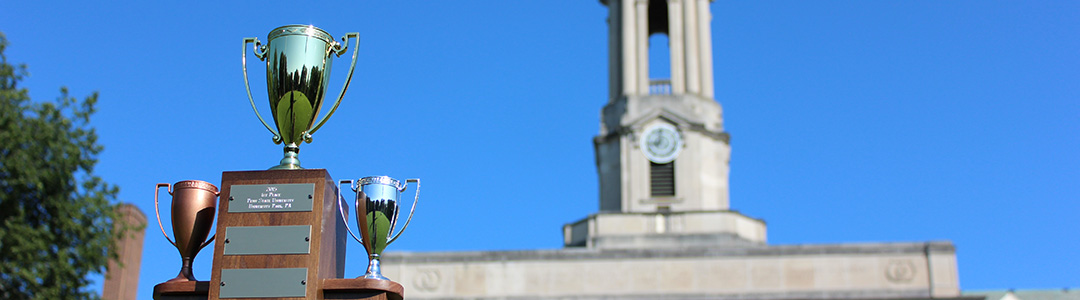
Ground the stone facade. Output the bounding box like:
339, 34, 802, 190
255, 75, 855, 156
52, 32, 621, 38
383, 242, 960, 299
595, 94, 731, 213
563, 210, 765, 249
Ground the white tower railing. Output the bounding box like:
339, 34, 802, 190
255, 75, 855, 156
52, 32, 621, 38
649, 79, 672, 95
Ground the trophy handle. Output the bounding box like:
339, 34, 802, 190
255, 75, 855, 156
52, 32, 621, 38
337, 180, 365, 246
154, 183, 177, 248
304, 32, 360, 141
242, 37, 282, 144
387, 178, 419, 245
197, 190, 220, 251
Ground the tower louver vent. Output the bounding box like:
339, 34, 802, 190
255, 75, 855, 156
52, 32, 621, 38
650, 161, 675, 196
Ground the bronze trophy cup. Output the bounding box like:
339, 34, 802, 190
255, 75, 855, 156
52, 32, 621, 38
242, 25, 360, 170
154, 180, 219, 282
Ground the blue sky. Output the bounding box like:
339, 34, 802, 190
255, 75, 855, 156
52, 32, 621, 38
1, 1, 1077, 299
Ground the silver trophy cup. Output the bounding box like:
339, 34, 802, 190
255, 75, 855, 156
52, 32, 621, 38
338, 176, 419, 280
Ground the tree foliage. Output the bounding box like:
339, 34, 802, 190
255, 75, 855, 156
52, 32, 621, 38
0, 32, 127, 299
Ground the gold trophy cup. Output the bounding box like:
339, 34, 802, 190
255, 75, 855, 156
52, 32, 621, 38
154, 180, 219, 282
243, 25, 359, 169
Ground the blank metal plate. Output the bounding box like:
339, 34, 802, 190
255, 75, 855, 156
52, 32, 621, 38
219, 268, 308, 298
223, 225, 311, 255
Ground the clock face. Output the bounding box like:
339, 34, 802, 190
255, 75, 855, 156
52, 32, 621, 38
641, 123, 682, 164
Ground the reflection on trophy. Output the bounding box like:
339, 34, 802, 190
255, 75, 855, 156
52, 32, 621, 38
154, 180, 219, 282
339, 176, 420, 280
243, 25, 360, 170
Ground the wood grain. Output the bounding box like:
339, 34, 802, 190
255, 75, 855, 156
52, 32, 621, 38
153, 281, 209, 300
321, 278, 403, 300
207, 169, 347, 300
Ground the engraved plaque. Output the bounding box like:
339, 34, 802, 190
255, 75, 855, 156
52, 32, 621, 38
223, 225, 311, 255
228, 183, 314, 213
219, 268, 308, 298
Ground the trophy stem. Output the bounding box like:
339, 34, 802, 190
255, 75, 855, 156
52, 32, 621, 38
271, 144, 303, 170
361, 253, 389, 280
167, 256, 197, 282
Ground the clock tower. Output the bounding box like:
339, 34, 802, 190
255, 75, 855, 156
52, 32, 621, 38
564, 0, 766, 249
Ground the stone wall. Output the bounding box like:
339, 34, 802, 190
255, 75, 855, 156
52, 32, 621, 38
381, 242, 959, 300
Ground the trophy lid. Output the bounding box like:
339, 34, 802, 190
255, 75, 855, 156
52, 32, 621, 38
267, 24, 335, 45
357, 176, 405, 191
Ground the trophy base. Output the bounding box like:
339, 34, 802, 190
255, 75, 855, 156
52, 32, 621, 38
153, 280, 210, 300
164, 276, 195, 283
269, 144, 303, 170
269, 163, 303, 170
152, 279, 404, 300
360, 274, 390, 281
322, 278, 404, 300
209, 169, 347, 299
165, 257, 198, 283
361, 255, 391, 281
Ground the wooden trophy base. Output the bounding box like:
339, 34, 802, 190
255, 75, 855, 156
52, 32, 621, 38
153, 279, 403, 300
153, 170, 406, 300
153, 281, 209, 300
322, 278, 404, 300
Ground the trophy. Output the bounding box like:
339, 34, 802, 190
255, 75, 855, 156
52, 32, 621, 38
338, 176, 420, 280
154, 180, 219, 282
243, 25, 360, 169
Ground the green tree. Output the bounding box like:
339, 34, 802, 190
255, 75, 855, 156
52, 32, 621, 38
0, 32, 128, 299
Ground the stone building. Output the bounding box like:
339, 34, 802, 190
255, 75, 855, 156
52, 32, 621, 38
380, 1, 966, 299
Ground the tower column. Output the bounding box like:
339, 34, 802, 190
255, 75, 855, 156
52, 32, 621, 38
608, 0, 622, 101
635, 0, 650, 93
683, 0, 700, 94
598, 0, 729, 213
697, 0, 714, 98
668, 0, 686, 94
621, 0, 638, 96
